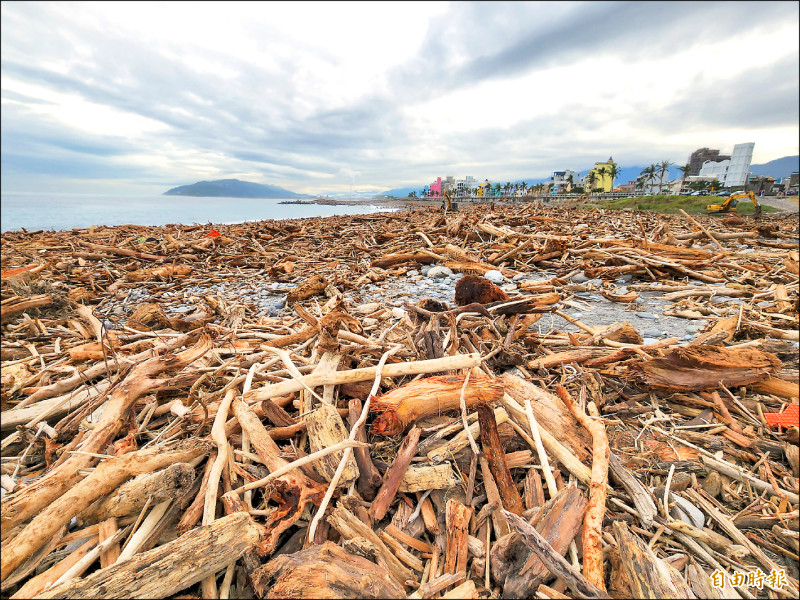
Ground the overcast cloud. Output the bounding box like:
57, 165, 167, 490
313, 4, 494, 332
1, 1, 798, 195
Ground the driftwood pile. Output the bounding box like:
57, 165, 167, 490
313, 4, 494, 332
1, 202, 798, 599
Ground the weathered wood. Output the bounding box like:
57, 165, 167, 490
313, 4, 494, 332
251, 541, 405, 598
36, 512, 261, 599
612, 520, 696, 599
85, 463, 195, 523
1, 440, 209, 582
503, 509, 611, 599
348, 397, 382, 500
305, 403, 359, 485
230, 397, 327, 555
477, 402, 524, 516
370, 373, 503, 435
398, 463, 459, 493
326, 503, 414, 586
1, 334, 212, 536
608, 452, 657, 528
245, 353, 482, 403
369, 426, 421, 521
491, 485, 588, 598
444, 498, 472, 576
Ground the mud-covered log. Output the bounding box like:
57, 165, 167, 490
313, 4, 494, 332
36, 511, 261, 599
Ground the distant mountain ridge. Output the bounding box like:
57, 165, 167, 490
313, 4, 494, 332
748, 155, 798, 180
164, 179, 311, 198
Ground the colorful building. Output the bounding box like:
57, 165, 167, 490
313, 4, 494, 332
427, 177, 442, 198
587, 157, 617, 192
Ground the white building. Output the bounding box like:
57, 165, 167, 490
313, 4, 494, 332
698, 142, 754, 187
551, 170, 577, 193
455, 176, 478, 195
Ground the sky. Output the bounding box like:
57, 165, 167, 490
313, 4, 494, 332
1, 1, 798, 196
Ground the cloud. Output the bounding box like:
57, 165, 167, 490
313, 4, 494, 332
1, 1, 797, 195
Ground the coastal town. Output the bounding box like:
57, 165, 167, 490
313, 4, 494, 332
405, 144, 799, 201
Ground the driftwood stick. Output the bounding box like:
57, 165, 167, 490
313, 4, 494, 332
244, 353, 481, 403
1, 439, 209, 582
178, 451, 216, 534
1, 334, 212, 535
608, 452, 657, 528
444, 498, 473, 576
477, 403, 525, 516
36, 512, 261, 599
368, 426, 421, 522
348, 398, 383, 500
556, 386, 609, 591
10, 536, 97, 599
503, 510, 611, 599
98, 518, 121, 569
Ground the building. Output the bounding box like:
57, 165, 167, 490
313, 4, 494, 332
455, 176, 478, 196
618, 181, 636, 194
550, 169, 577, 193
688, 148, 730, 176
587, 157, 617, 192
697, 142, 754, 187
443, 176, 456, 193
745, 175, 775, 195
427, 177, 442, 198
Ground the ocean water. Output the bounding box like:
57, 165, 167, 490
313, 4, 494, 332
0, 193, 396, 233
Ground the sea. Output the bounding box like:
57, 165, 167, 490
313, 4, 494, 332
0, 192, 397, 233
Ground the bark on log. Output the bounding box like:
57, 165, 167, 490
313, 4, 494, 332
629, 346, 781, 392
250, 541, 406, 598
477, 403, 524, 516
370, 374, 503, 436
1, 440, 209, 582
444, 498, 473, 576
36, 512, 261, 599
0, 295, 53, 322
368, 426, 421, 522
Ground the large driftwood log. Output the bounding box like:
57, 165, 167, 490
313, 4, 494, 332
499, 374, 590, 461
612, 520, 696, 599
1, 440, 209, 582
305, 403, 359, 486
36, 511, 261, 599
1, 334, 212, 536
491, 484, 588, 598
250, 541, 406, 598
370, 374, 503, 436
84, 463, 195, 524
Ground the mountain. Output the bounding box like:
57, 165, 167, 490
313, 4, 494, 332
748, 155, 798, 180
164, 179, 311, 198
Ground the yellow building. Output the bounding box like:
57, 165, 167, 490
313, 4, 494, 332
588, 157, 617, 192
477, 181, 492, 197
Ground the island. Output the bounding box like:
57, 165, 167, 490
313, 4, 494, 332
164, 179, 311, 199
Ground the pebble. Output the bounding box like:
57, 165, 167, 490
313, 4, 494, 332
484, 270, 504, 284
449, 272, 463, 280
572, 273, 589, 283
274, 297, 286, 309
428, 266, 453, 279
642, 327, 663, 338
421, 265, 432, 276
407, 270, 419, 277
391, 307, 406, 319
642, 337, 659, 345
685, 325, 703, 334
636, 312, 657, 319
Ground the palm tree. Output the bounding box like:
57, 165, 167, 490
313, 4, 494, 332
640, 165, 657, 194
657, 160, 673, 194
596, 167, 610, 192
520, 181, 528, 196
678, 163, 691, 193
586, 171, 597, 193
606, 164, 620, 190
493, 183, 501, 197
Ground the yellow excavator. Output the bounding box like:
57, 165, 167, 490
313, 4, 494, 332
441, 189, 457, 212
706, 190, 761, 216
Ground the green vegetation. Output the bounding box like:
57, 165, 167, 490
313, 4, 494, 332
595, 195, 776, 215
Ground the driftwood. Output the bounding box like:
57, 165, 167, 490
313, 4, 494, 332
250, 541, 406, 598
36, 512, 261, 599
2, 203, 798, 598
492, 485, 588, 598
370, 374, 503, 435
